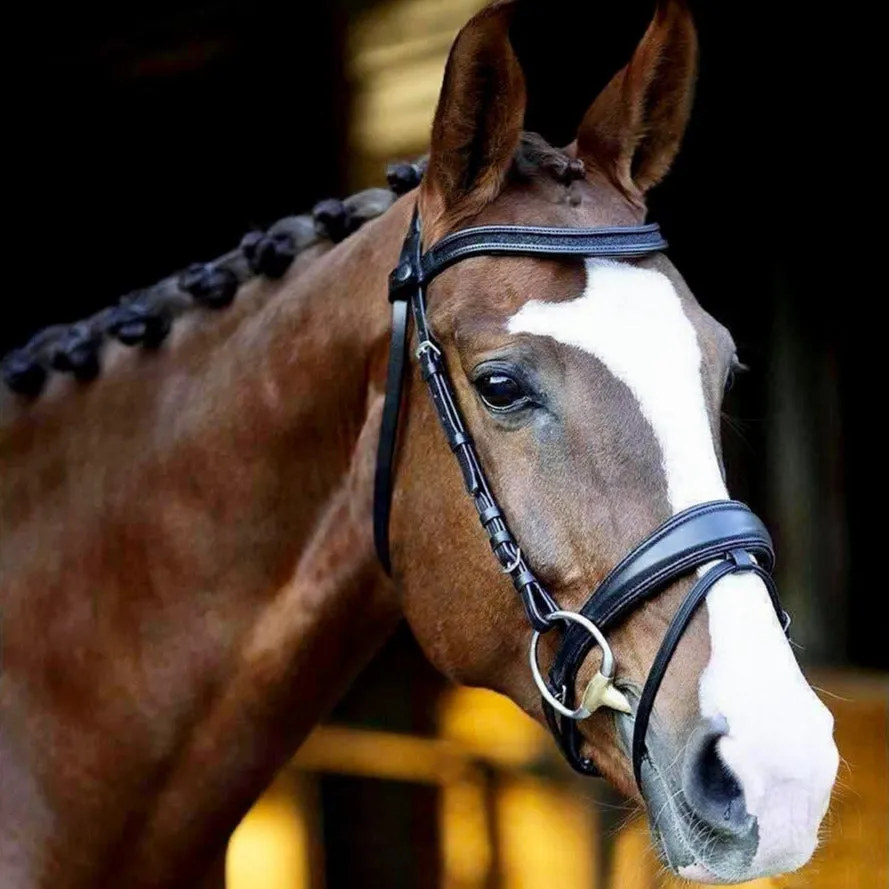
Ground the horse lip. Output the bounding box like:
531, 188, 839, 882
616, 713, 759, 882
641, 762, 758, 880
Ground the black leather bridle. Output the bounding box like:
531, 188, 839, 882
374, 207, 790, 788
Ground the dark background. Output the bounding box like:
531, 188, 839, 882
5, 2, 881, 663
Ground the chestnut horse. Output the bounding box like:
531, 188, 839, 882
1, 1, 838, 885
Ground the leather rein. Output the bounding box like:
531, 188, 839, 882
373, 207, 790, 788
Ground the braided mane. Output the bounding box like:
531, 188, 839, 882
0, 159, 427, 398
2, 135, 581, 398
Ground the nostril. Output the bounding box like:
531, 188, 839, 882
682, 717, 752, 837
698, 734, 742, 806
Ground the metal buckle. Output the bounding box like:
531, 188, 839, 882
415, 340, 441, 361
529, 610, 631, 720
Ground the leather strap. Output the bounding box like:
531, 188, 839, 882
409, 280, 559, 631
630, 553, 777, 787
372, 297, 409, 575
561, 502, 778, 671
421, 222, 667, 281
373, 211, 422, 574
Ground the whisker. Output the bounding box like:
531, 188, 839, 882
809, 683, 855, 703
721, 411, 754, 451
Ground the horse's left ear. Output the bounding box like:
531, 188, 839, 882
420, 0, 525, 232
576, 0, 697, 197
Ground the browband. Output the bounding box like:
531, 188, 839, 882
420, 222, 667, 281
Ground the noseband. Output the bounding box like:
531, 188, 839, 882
374, 207, 790, 788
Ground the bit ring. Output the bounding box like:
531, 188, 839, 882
529, 610, 616, 720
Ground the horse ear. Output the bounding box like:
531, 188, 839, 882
576, 0, 697, 197
421, 0, 525, 231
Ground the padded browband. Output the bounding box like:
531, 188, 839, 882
420, 222, 667, 281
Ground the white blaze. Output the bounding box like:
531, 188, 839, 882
508, 259, 838, 877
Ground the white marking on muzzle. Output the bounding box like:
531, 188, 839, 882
508, 259, 838, 878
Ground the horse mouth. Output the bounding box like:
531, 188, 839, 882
641, 764, 759, 883
616, 715, 760, 884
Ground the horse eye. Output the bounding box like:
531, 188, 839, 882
475, 372, 531, 412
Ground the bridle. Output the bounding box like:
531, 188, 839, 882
374, 206, 790, 788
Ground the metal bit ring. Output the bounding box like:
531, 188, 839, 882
529, 610, 616, 720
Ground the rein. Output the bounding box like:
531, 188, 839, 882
373, 207, 790, 787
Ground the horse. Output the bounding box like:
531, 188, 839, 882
0, 1, 839, 885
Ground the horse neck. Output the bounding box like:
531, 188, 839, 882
0, 197, 414, 888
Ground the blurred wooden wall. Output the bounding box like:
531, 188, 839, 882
227, 670, 888, 889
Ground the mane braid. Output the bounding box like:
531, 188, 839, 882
513, 132, 586, 184
0, 158, 426, 398
2, 136, 577, 399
